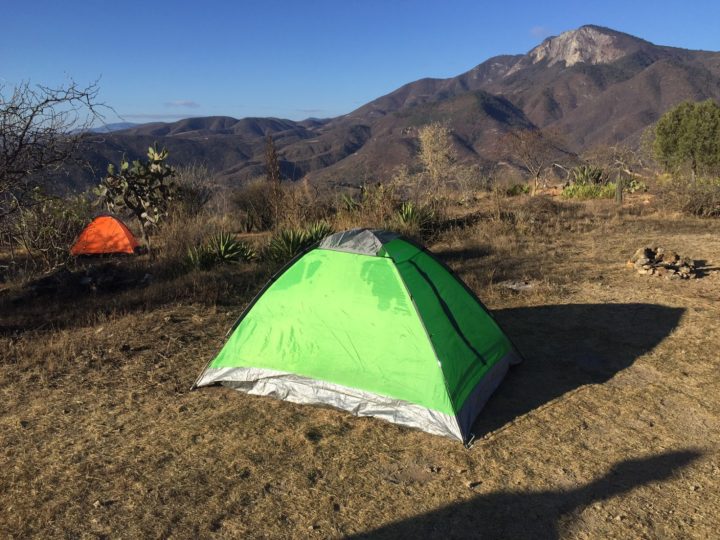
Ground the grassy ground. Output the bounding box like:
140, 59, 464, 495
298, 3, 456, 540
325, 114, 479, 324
1, 195, 719, 538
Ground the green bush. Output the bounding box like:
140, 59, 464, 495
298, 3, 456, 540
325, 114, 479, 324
562, 182, 617, 199
187, 231, 256, 270
505, 183, 531, 196
626, 179, 648, 193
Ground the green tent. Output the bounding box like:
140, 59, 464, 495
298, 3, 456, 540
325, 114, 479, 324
193, 229, 521, 443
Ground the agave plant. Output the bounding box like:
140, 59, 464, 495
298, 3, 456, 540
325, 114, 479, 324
187, 231, 256, 270
266, 221, 334, 263
571, 165, 606, 185
266, 229, 310, 263
396, 201, 435, 229
304, 221, 334, 244
186, 245, 216, 270
207, 231, 256, 263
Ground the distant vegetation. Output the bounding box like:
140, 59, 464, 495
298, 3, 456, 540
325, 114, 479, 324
1, 73, 720, 283
653, 99, 720, 180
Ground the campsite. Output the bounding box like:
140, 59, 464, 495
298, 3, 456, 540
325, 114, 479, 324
3, 4, 720, 539
2, 191, 719, 538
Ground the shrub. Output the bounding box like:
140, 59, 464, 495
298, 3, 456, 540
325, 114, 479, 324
454, 164, 492, 198
11, 191, 93, 274
233, 179, 276, 232
335, 183, 399, 230
562, 182, 617, 199
186, 231, 256, 271
661, 178, 720, 217
418, 122, 456, 185
153, 213, 217, 277
173, 164, 214, 218
505, 183, 531, 196
626, 179, 648, 193
278, 179, 332, 230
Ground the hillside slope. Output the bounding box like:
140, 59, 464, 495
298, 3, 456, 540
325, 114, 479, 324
74, 25, 720, 190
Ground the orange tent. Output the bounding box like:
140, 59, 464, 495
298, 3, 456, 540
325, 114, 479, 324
70, 216, 140, 256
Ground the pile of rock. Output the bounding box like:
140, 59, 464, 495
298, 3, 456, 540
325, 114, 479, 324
627, 247, 696, 280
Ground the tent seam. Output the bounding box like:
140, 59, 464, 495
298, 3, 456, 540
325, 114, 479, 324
387, 253, 463, 440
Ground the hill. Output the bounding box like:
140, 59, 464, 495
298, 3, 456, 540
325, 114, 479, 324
75, 25, 720, 190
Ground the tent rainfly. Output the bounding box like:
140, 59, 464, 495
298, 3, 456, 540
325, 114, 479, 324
70, 216, 140, 256
193, 229, 521, 443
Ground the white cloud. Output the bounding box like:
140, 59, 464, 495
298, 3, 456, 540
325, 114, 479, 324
122, 113, 199, 120
164, 99, 201, 108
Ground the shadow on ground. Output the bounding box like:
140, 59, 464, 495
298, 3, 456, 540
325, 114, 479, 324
435, 245, 493, 264
351, 450, 700, 539
693, 260, 720, 278
473, 303, 685, 436
0, 262, 268, 335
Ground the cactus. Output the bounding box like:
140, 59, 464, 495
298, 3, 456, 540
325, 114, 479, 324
94, 144, 176, 251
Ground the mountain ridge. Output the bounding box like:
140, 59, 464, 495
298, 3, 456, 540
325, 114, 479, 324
75, 25, 720, 190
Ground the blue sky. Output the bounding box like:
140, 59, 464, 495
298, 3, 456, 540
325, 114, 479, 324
2, 1, 719, 124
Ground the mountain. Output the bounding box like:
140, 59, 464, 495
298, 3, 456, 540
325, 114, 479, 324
75, 25, 720, 190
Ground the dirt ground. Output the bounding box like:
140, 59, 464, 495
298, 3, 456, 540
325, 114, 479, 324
1, 198, 719, 539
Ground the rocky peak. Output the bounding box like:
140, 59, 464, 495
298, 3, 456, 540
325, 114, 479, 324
529, 25, 640, 67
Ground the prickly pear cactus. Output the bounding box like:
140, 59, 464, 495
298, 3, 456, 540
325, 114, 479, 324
94, 144, 176, 248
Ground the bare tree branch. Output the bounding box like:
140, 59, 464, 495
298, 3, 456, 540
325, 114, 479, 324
0, 79, 107, 223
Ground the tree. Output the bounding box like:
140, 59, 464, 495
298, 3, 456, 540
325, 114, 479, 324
95, 145, 176, 249
653, 99, 720, 180
503, 128, 568, 195
583, 143, 645, 181
0, 79, 103, 222
264, 135, 283, 228
418, 122, 457, 184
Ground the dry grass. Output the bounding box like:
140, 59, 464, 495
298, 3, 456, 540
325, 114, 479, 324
1, 194, 720, 538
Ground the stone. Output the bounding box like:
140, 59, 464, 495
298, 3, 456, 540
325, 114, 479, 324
630, 248, 653, 263
628, 246, 697, 283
